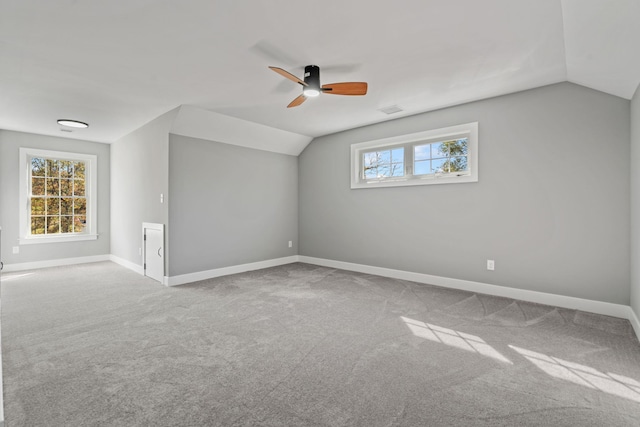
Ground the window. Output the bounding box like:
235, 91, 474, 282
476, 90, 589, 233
19, 148, 97, 244
351, 122, 478, 189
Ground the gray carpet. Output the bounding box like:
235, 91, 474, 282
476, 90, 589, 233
2, 261, 640, 426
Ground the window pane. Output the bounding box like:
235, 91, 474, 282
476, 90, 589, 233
60, 216, 73, 233
380, 148, 404, 177
32, 178, 45, 196
31, 198, 45, 215
46, 198, 60, 215
414, 160, 431, 175
363, 152, 377, 167
433, 142, 447, 157
31, 217, 45, 235
391, 148, 404, 162
450, 156, 468, 172
364, 167, 378, 179
377, 164, 390, 177
74, 216, 86, 233
378, 150, 391, 163
74, 198, 86, 216
74, 179, 85, 196
74, 162, 85, 180
47, 216, 60, 234
46, 159, 59, 177
61, 198, 73, 215
46, 178, 59, 196
432, 158, 447, 173
31, 158, 45, 177
374, 162, 404, 178
456, 138, 468, 156
414, 144, 431, 161
60, 160, 73, 178
60, 179, 73, 196
438, 139, 468, 158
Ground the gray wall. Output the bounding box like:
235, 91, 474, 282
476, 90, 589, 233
168, 134, 298, 276
299, 82, 630, 305
110, 110, 176, 268
0, 130, 110, 264
631, 83, 640, 317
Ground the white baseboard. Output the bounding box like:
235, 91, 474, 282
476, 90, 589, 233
109, 254, 144, 275
166, 256, 299, 287
1, 254, 110, 272
4, 252, 638, 341
298, 256, 633, 321
628, 306, 640, 342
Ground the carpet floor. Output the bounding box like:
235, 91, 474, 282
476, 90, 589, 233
2, 261, 640, 426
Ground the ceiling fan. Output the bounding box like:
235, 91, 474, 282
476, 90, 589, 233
269, 65, 368, 108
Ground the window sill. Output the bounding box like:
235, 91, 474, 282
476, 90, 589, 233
352, 174, 477, 189
19, 234, 98, 245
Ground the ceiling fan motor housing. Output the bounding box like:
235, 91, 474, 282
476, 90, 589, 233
304, 65, 320, 90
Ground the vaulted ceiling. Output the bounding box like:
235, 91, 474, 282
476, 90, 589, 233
1, 0, 639, 144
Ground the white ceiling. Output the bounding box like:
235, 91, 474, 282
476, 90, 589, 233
1, 0, 639, 145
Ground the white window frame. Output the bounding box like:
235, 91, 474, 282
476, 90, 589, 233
351, 122, 478, 189
19, 148, 98, 245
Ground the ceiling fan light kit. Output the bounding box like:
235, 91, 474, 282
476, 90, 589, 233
303, 88, 320, 97
269, 64, 367, 108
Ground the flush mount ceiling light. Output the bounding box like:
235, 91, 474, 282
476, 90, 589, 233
57, 119, 89, 128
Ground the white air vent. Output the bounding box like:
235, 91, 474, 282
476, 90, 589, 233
379, 105, 403, 115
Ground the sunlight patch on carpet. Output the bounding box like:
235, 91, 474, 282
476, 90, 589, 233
401, 316, 512, 364
509, 345, 640, 403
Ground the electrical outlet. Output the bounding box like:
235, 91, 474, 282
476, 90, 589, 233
160, 193, 164, 204
12, 246, 19, 254
487, 260, 495, 271
139, 247, 142, 256
288, 241, 293, 248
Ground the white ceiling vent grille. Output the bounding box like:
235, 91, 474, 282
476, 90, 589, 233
379, 105, 404, 115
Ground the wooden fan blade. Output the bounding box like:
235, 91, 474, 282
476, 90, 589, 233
321, 82, 368, 95
269, 66, 308, 86
287, 94, 306, 108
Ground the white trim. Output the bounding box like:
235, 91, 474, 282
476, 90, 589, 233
0, 274, 4, 427
142, 222, 164, 231
1, 254, 110, 272
628, 306, 640, 342
109, 254, 144, 275
19, 234, 98, 245
298, 256, 632, 320
3, 252, 638, 342
166, 256, 299, 287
